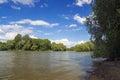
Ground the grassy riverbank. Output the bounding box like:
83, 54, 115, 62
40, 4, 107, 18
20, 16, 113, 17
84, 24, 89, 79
89, 61, 120, 80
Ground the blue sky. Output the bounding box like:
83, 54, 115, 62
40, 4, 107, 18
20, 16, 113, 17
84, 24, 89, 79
0, 0, 92, 47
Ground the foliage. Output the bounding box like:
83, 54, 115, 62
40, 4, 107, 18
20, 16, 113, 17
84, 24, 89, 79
0, 34, 66, 51
73, 41, 94, 52
0, 34, 94, 52
51, 42, 66, 51
0, 42, 7, 50
86, 0, 120, 59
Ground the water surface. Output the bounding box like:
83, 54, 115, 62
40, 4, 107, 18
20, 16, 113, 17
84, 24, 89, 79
0, 51, 93, 80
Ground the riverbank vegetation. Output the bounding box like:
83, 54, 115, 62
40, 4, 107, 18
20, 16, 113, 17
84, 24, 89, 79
0, 34, 93, 52
0, 34, 66, 51
86, 0, 120, 80
70, 41, 93, 52
86, 0, 120, 60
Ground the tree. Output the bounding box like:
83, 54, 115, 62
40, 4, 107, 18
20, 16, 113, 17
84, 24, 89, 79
0, 42, 7, 50
31, 44, 38, 51
14, 34, 22, 42
0, 34, 68, 51
6, 40, 15, 50
30, 39, 39, 50
86, 0, 120, 59
22, 40, 32, 50
23, 34, 30, 42
40, 39, 51, 51
14, 34, 22, 50
51, 42, 66, 51
73, 41, 93, 52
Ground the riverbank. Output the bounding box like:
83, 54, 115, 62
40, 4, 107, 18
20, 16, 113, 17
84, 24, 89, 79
89, 60, 120, 80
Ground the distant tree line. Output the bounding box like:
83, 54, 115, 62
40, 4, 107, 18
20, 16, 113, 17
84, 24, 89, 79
69, 41, 94, 52
0, 34, 94, 52
0, 34, 66, 51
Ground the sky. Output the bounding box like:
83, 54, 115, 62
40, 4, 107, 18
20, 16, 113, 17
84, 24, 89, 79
0, 0, 92, 47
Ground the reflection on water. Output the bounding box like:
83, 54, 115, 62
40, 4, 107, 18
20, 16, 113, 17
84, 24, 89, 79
0, 51, 93, 80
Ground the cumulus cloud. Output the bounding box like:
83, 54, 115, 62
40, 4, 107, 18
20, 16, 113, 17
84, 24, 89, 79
0, 29, 3, 33
51, 38, 85, 48
75, 0, 92, 7
0, 0, 40, 7
10, 19, 59, 28
0, 24, 33, 41
0, 24, 32, 33
74, 14, 86, 24
5, 32, 18, 40
0, 0, 7, 4
30, 35, 38, 39
11, 5, 21, 10
11, 0, 38, 6
69, 24, 77, 28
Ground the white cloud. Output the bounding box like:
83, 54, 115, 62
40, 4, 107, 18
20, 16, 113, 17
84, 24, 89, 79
74, 14, 86, 24
1, 16, 7, 19
44, 33, 53, 35
77, 40, 86, 44
11, 5, 21, 10
0, 0, 40, 7
57, 30, 62, 33
72, 28, 82, 31
10, 19, 59, 28
0, 0, 7, 4
11, 0, 37, 6
30, 35, 38, 39
51, 38, 86, 48
75, 0, 92, 7
5, 32, 18, 40
0, 32, 18, 41
69, 24, 77, 28
0, 24, 32, 33
0, 29, 3, 33
62, 15, 70, 20
57, 27, 82, 33
0, 24, 33, 41
87, 12, 95, 18
40, 3, 48, 8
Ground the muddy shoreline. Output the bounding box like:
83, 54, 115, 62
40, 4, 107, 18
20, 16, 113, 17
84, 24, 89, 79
89, 60, 120, 80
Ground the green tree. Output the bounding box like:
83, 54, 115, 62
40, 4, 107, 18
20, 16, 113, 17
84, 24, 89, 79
22, 40, 32, 50
86, 0, 120, 59
0, 42, 7, 50
51, 42, 66, 51
6, 40, 15, 50
0, 34, 68, 51
14, 34, 22, 50
31, 39, 39, 50
14, 34, 22, 42
73, 41, 94, 52
31, 44, 38, 51
23, 34, 30, 42
22, 35, 32, 50
40, 39, 51, 51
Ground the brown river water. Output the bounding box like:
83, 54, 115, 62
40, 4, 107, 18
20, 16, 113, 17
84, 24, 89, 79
0, 51, 94, 80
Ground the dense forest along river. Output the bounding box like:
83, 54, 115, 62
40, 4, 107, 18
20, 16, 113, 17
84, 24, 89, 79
0, 51, 93, 80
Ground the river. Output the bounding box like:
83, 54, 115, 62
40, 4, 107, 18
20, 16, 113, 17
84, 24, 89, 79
0, 51, 93, 80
